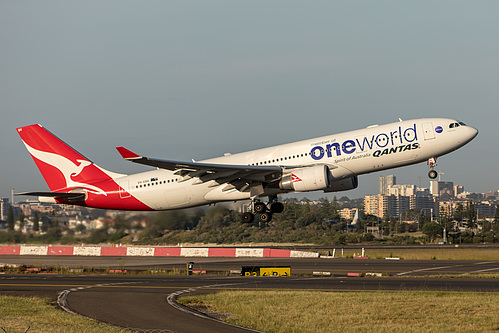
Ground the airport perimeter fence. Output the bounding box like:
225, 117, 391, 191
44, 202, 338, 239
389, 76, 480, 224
0, 318, 175, 333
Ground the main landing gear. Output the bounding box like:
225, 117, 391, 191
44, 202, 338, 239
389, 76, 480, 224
428, 157, 438, 179
241, 196, 284, 224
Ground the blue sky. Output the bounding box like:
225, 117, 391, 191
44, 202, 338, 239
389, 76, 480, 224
1, 1, 497, 201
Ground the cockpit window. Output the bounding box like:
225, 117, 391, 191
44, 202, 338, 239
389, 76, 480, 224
449, 122, 465, 129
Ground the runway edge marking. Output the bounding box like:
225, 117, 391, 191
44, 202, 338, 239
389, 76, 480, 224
396, 264, 465, 276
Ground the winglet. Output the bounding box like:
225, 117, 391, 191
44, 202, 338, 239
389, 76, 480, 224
116, 147, 142, 160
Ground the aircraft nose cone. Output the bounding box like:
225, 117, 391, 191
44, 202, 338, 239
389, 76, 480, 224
460, 125, 478, 145
468, 126, 479, 140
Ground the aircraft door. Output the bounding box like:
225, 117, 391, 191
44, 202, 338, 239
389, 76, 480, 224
422, 122, 436, 140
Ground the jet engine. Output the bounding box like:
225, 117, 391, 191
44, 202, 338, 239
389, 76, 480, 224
279, 165, 331, 192
279, 165, 358, 193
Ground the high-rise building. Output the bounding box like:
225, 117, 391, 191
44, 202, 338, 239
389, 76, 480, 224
410, 195, 438, 217
0, 198, 9, 221
438, 181, 454, 197
454, 185, 464, 197
430, 181, 439, 196
365, 193, 437, 219
379, 175, 396, 195
388, 184, 416, 196
364, 194, 408, 218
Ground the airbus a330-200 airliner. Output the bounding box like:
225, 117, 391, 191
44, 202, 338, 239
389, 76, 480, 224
16, 118, 477, 223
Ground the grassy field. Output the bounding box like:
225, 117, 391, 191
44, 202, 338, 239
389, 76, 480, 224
327, 247, 499, 260
0, 295, 125, 332
180, 290, 499, 333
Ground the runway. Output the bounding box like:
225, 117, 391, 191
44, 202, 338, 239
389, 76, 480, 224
1, 255, 499, 276
0, 256, 497, 332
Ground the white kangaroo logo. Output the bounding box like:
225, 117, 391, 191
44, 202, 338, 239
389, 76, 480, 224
23, 143, 108, 196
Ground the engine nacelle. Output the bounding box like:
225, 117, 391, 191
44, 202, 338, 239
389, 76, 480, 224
324, 175, 358, 192
279, 165, 331, 192
279, 165, 358, 193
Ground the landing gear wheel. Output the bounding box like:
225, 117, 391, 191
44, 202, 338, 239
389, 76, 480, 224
270, 202, 284, 214
428, 170, 438, 179
259, 212, 272, 223
241, 212, 255, 223
254, 202, 267, 214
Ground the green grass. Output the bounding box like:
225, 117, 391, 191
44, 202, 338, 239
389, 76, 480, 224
0, 295, 125, 332
332, 247, 499, 260
422, 273, 499, 278
179, 290, 499, 333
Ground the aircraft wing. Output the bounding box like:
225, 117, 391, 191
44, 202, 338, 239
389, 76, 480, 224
116, 147, 285, 192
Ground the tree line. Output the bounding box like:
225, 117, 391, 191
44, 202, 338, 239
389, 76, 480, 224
2, 199, 498, 245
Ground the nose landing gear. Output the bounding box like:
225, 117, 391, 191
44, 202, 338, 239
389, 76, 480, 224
428, 157, 438, 179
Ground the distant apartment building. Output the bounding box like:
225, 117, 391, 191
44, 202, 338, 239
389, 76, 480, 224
364, 194, 384, 218
485, 190, 499, 199
476, 202, 497, 217
410, 195, 438, 216
387, 184, 415, 196
429, 181, 465, 198
387, 184, 430, 197
438, 181, 454, 197
439, 200, 497, 219
430, 181, 439, 196
0, 198, 9, 221
369, 175, 438, 218
453, 185, 464, 197
364, 194, 405, 218
339, 208, 357, 221
439, 201, 459, 217
365, 194, 437, 218
379, 175, 396, 195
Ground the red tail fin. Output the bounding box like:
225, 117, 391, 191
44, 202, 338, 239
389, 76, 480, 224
17, 124, 123, 193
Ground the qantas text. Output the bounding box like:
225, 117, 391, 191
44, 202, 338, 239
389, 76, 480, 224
310, 124, 419, 160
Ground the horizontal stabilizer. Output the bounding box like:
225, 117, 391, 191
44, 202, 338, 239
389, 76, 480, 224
16, 191, 86, 200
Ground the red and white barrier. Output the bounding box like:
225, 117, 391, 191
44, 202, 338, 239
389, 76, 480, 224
48, 246, 74, 256
0, 245, 319, 258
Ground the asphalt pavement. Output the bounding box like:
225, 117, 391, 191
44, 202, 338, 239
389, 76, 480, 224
0, 256, 498, 332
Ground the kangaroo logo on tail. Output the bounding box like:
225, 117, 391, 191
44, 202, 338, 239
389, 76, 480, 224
17, 125, 124, 196
21, 141, 107, 196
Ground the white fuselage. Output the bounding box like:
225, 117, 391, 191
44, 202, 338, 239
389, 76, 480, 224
116, 118, 477, 210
